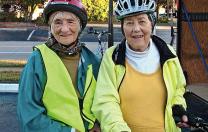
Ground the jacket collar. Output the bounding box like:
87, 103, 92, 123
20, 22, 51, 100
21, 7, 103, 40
112, 35, 176, 66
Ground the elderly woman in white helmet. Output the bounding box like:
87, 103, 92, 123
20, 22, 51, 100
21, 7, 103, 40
92, 0, 189, 131
17, 0, 101, 132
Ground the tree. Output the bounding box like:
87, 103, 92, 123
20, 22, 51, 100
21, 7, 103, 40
0, 0, 45, 21
0, 0, 19, 21
20, 0, 45, 21
156, 0, 167, 18
0, 0, 16, 11
0, 0, 15, 5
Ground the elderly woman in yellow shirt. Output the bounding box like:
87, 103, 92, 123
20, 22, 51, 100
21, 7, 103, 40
92, 0, 189, 131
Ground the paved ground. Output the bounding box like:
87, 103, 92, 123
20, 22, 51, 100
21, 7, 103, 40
0, 93, 19, 132
187, 84, 208, 101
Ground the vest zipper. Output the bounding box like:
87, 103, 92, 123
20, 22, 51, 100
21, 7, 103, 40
81, 76, 94, 123
118, 68, 126, 92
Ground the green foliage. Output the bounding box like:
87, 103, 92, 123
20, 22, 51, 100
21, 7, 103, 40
0, 0, 44, 21
0, 71, 20, 82
0, 0, 16, 5
33, 16, 46, 26
158, 16, 169, 23
0, 0, 113, 23
20, 0, 45, 21
83, 0, 109, 22
0, 12, 19, 22
0, 60, 24, 82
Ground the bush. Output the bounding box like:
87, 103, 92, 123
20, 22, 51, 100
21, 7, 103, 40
0, 12, 26, 22
83, 0, 109, 23
33, 16, 46, 26
0, 71, 20, 83
157, 17, 169, 23
0, 12, 17, 22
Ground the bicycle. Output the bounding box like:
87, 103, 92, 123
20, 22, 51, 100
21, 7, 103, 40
174, 103, 208, 132
175, 115, 208, 132
87, 27, 110, 58
189, 116, 208, 132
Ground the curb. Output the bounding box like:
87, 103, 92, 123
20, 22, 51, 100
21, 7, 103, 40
0, 28, 28, 31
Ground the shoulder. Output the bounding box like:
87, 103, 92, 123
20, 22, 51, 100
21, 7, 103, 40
20, 47, 46, 88
27, 49, 43, 64
82, 46, 101, 64
105, 45, 117, 56
24, 48, 45, 74
103, 45, 118, 59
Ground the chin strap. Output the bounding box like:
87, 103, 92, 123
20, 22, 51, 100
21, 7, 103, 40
45, 36, 85, 56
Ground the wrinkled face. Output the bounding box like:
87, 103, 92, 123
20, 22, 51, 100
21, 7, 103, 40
49, 11, 81, 46
123, 13, 152, 52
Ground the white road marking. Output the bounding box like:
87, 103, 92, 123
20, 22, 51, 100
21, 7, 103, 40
0, 46, 32, 47
0, 83, 18, 93
0, 28, 27, 31
27, 30, 36, 40
0, 52, 31, 54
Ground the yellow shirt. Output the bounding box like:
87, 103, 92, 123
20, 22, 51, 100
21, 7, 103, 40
119, 61, 167, 132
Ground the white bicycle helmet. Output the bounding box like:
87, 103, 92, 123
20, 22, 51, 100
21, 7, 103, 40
114, 0, 156, 20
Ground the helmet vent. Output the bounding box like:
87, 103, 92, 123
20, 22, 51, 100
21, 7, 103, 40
146, 0, 150, 5
150, 3, 154, 9
138, 0, 142, 6
115, 11, 119, 16
117, 3, 122, 11
130, 0, 135, 7
124, 2, 128, 9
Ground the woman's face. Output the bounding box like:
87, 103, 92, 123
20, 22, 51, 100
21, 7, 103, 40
49, 11, 81, 46
123, 13, 152, 52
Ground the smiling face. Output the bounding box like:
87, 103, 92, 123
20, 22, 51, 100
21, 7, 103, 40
49, 11, 81, 46
123, 13, 152, 52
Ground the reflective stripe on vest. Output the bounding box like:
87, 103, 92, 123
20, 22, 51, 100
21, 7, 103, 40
36, 44, 85, 132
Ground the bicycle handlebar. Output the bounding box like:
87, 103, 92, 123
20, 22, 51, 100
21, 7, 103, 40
87, 27, 110, 57
188, 116, 208, 131
87, 27, 110, 40
174, 114, 208, 131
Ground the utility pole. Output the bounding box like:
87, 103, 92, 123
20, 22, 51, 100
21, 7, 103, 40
167, 0, 170, 19
170, 0, 175, 26
170, 0, 175, 46
108, 0, 114, 48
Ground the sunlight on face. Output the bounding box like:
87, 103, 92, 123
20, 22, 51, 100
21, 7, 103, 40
49, 11, 81, 46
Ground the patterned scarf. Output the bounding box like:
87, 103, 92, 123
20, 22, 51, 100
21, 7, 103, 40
45, 36, 85, 57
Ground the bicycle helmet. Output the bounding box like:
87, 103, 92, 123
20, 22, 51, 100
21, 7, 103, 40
114, 0, 156, 20
43, 0, 87, 30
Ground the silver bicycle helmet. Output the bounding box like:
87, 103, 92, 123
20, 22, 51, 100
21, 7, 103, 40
114, 0, 156, 20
